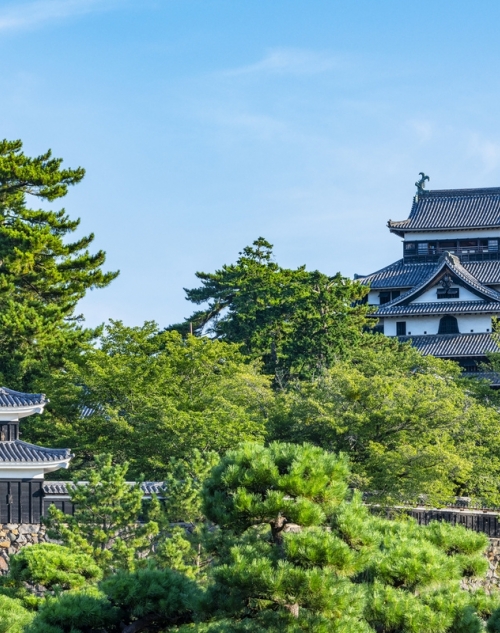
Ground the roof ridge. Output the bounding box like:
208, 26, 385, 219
425, 187, 500, 196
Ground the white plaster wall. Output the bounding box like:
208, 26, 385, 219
412, 285, 480, 303
383, 314, 493, 337
403, 229, 500, 241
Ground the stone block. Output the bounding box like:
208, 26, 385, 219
0, 541, 10, 548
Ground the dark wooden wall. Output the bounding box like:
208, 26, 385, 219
408, 509, 500, 537
0, 481, 43, 524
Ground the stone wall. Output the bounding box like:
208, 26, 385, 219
0, 523, 48, 573
0, 523, 498, 591
458, 538, 500, 593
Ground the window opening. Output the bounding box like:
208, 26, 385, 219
438, 315, 459, 334
396, 321, 407, 336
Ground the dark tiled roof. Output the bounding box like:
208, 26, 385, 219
0, 441, 71, 463
357, 260, 436, 289
43, 481, 165, 495
468, 372, 500, 386
399, 332, 500, 357
0, 388, 46, 408
462, 260, 500, 285
388, 188, 500, 233
359, 258, 500, 291
374, 301, 500, 317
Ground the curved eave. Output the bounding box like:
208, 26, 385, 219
0, 404, 46, 422
0, 458, 72, 470
370, 303, 500, 318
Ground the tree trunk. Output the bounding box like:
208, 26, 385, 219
270, 514, 287, 545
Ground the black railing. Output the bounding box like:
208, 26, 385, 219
404, 249, 500, 264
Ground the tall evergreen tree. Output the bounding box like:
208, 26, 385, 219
0, 139, 117, 387
171, 238, 370, 383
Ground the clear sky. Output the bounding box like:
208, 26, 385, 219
2, 0, 500, 328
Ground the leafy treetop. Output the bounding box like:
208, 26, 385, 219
0, 139, 118, 388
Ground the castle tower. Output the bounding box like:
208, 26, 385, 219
357, 181, 500, 377
0, 388, 71, 523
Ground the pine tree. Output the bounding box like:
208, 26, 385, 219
199, 442, 499, 632
0, 139, 118, 388
43, 454, 158, 574
171, 237, 370, 383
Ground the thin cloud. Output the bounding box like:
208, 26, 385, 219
408, 119, 433, 144
222, 48, 345, 77
0, 0, 123, 33
468, 134, 500, 173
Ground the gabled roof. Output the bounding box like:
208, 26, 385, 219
356, 260, 435, 289
373, 301, 500, 317
0, 441, 71, 463
0, 388, 46, 408
358, 258, 500, 290
373, 253, 500, 312
399, 332, 500, 358
388, 187, 500, 236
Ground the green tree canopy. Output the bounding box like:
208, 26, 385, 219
198, 442, 498, 632
171, 237, 370, 382
8, 543, 102, 592
44, 454, 158, 574
25, 569, 200, 633
0, 139, 117, 388
31, 321, 270, 477
269, 338, 500, 506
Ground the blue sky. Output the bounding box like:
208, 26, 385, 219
2, 0, 500, 327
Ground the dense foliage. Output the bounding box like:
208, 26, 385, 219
171, 237, 370, 382
197, 442, 496, 632
4, 443, 500, 632
43, 455, 159, 573
28, 321, 270, 476
4, 141, 500, 631
271, 337, 500, 505
0, 139, 117, 388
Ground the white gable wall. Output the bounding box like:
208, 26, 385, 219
412, 284, 481, 303
383, 313, 494, 337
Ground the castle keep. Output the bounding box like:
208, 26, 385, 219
358, 177, 500, 375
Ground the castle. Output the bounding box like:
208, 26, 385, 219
357, 176, 500, 377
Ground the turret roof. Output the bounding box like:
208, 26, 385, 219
388, 187, 500, 235
357, 259, 500, 290
0, 440, 71, 463
0, 388, 47, 408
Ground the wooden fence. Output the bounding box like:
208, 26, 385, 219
376, 507, 500, 538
